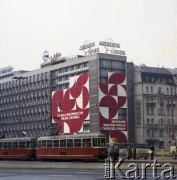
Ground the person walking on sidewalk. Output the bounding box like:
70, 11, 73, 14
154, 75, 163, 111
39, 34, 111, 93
149, 145, 155, 160
108, 144, 114, 160
114, 144, 119, 160
127, 145, 132, 159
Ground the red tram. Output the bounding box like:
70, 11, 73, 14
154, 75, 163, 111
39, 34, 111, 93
36, 133, 108, 161
0, 137, 37, 160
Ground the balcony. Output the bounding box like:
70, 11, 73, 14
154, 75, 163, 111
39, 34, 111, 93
166, 104, 176, 108
158, 92, 164, 96
146, 102, 156, 107
145, 124, 166, 129
165, 125, 177, 130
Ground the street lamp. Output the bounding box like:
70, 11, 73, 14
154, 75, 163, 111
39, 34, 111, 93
12, 76, 27, 136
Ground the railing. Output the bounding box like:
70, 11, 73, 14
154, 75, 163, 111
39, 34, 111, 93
146, 102, 156, 107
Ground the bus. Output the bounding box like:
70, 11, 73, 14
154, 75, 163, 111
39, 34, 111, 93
0, 137, 37, 160
36, 133, 108, 161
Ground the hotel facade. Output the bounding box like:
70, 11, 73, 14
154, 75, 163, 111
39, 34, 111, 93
0, 51, 133, 143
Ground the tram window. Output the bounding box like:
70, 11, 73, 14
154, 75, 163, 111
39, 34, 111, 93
93, 138, 98, 147
100, 138, 106, 147
74, 139, 81, 147
67, 139, 73, 147
47, 140, 53, 147
37, 141, 42, 148
60, 140, 66, 147
53, 140, 59, 147
42, 140, 46, 148
19, 142, 26, 149
13, 142, 18, 148
83, 139, 91, 147
97, 139, 101, 147
27, 141, 31, 148
4, 142, 8, 149
0, 142, 3, 148
32, 141, 37, 148
8, 142, 12, 148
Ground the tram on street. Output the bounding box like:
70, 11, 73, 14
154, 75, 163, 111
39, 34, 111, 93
0, 137, 37, 160
36, 133, 108, 161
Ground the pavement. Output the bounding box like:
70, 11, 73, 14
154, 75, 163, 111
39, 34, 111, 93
0, 157, 177, 170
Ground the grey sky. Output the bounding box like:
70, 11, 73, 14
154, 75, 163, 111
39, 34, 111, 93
0, 0, 177, 71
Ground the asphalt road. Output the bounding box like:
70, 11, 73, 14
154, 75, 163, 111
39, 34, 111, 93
0, 168, 175, 180
0, 157, 177, 180
0, 169, 104, 180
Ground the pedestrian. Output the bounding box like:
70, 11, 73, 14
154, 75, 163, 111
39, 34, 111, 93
108, 144, 114, 159
149, 145, 154, 160
127, 145, 132, 159
114, 144, 119, 160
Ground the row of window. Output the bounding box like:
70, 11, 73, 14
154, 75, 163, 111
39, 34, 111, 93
0, 87, 50, 99
146, 129, 174, 137
146, 98, 174, 104
0, 121, 50, 132
0, 73, 49, 90
0, 109, 50, 118
50, 63, 88, 78
145, 86, 176, 95
37, 138, 106, 148
146, 108, 174, 116
146, 118, 174, 126
0, 115, 49, 125
0, 141, 36, 149
100, 59, 125, 69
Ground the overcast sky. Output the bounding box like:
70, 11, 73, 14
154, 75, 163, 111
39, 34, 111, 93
0, 0, 177, 71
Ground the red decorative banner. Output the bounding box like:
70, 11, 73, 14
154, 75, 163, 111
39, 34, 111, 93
52, 73, 90, 134
99, 72, 127, 142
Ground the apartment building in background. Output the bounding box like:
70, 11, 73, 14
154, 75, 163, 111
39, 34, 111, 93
134, 65, 177, 149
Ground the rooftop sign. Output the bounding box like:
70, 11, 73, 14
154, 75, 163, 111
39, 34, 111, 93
79, 38, 126, 56
42, 50, 62, 63
79, 40, 99, 55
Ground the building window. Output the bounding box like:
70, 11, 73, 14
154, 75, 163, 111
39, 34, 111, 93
161, 119, 163, 125
167, 108, 170, 116
146, 108, 149, 115
166, 88, 169, 95
159, 130, 163, 137
152, 130, 154, 137
171, 88, 173, 95
112, 61, 124, 69
171, 109, 174, 116
158, 87, 162, 94
147, 118, 149, 125
146, 86, 149, 93
100, 69, 111, 77
151, 118, 154, 125
172, 119, 174, 125
150, 87, 153, 93
100, 59, 111, 68
147, 130, 150, 137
